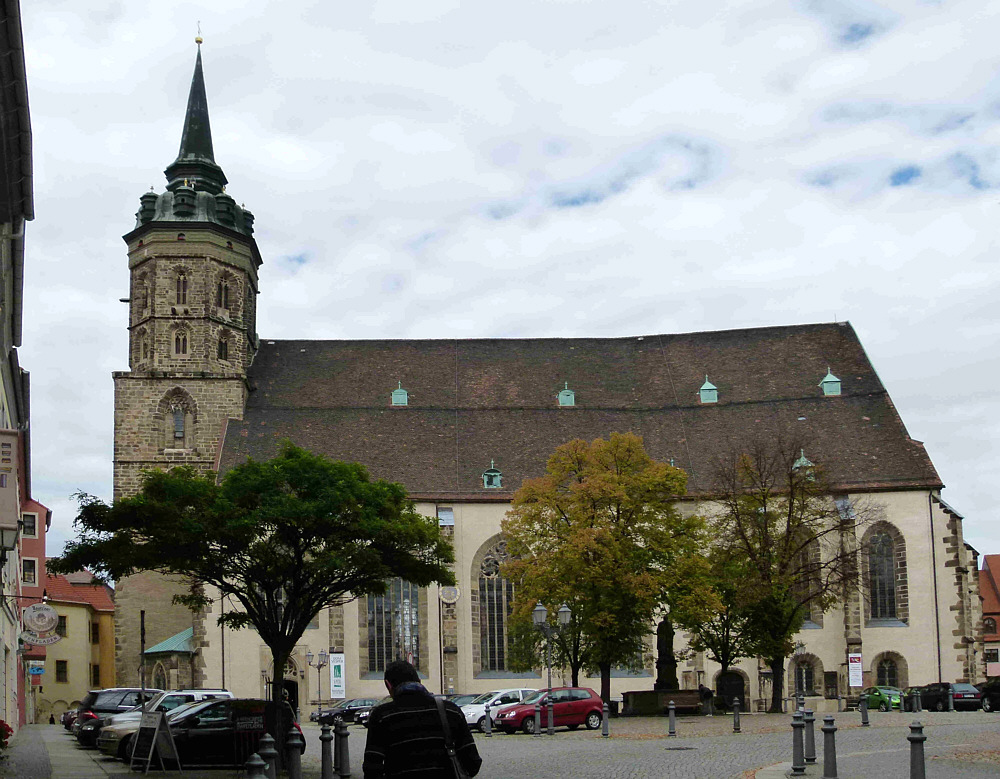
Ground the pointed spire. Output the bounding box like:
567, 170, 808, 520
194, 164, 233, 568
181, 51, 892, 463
164, 41, 228, 194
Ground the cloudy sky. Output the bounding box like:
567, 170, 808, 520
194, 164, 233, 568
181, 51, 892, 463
19, 0, 1000, 557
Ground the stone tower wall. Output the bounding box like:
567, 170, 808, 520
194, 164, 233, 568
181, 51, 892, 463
113, 224, 257, 685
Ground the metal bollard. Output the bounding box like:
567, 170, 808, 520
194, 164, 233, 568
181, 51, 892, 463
797, 694, 805, 712
790, 711, 806, 776
668, 700, 677, 736
547, 698, 554, 736
484, 703, 492, 737
836, 695, 842, 713
602, 701, 609, 738
948, 688, 955, 712
914, 688, 922, 713
246, 753, 268, 779
320, 724, 334, 779
534, 703, 541, 738
908, 721, 927, 779
732, 697, 741, 733
822, 715, 838, 779
860, 696, 870, 726
258, 733, 278, 779
286, 726, 304, 779
337, 718, 352, 778
803, 709, 816, 764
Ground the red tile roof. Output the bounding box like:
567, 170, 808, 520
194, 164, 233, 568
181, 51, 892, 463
44, 569, 115, 612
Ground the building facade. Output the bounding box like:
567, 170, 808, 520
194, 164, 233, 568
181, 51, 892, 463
37, 571, 116, 722
980, 555, 999, 678
112, 46, 983, 713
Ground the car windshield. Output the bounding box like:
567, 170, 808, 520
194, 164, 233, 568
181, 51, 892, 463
521, 690, 547, 704
953, 684, 978, 693
470, 691, 500, 705
878, 688, 902, 694
449, 695, 477, 706
329, 699, 355, 710
166, 701, 205, 722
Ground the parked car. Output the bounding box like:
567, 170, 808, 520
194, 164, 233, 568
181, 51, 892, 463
74, 688, 164, 747
61, 709, 79, 730
921, 682, 982, 711
461, 688, 536, 732
861, 686, 903, 712
98, 700, 205, 761
166, 699, 305, 766
356, 696, 392, 728
977, 678, 1000, 712
446, 693, 478, 707
105, 689, 233, 727
317, 698, 383, 725
493, 687, 603, 734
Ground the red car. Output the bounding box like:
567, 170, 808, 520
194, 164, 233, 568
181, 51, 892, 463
493, 687, 603, 734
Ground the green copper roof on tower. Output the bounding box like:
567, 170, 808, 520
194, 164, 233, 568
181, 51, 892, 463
164, 41, 228, 195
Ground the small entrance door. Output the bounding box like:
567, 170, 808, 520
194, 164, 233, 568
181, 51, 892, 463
717, 671, 745, 710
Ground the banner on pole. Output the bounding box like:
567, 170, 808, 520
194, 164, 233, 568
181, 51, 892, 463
330, 653, 346, 699
848, 653, 863, 687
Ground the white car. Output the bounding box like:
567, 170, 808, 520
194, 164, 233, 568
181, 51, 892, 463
461, 688, 536, 732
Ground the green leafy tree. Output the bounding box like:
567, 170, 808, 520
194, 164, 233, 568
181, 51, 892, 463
501, 433, 708, 701
709, 437, 879, 711
50, 443, 454, 739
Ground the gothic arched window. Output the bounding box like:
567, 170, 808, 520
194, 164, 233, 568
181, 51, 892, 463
479, 539, 514, 672
868, 532, 896, 619
217, 338, 228, 361
216, 279, 229, 310
367, 578, 420, 673
174, 331, 188, 356
152, 663, 167, 691
985, 617, 997, 634
175, 273, 188, 304
877, 658, 898, 687
172, 408, 185, 442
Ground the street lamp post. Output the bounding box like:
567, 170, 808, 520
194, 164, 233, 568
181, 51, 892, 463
532, 602, 572, 735
306, 649, 329, 723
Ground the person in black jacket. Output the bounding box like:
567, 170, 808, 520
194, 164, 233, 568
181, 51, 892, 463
363, 660, 482, 779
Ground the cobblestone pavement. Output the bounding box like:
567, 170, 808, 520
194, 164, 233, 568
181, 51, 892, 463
2, 711, 997, 778
300, 711, 1000, 779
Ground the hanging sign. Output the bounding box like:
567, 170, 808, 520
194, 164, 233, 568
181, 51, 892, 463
847, 653, 863, 687
20, 604, 61, 646
329, 653, 346, 699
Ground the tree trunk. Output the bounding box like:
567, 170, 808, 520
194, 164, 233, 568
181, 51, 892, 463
268, 645, 291, 767
599, 661, 611, 703
571, 662, 580, 687
768, 655, 785, 713
655, 619, 679, 691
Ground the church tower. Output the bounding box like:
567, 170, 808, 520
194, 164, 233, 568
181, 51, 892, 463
112, 41, 261, 685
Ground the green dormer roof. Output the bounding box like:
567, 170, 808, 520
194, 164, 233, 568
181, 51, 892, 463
819, 368, 841, 396
144, 627, 194, 655
699, 376, 718, 404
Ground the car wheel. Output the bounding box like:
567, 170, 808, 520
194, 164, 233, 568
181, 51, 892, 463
567, 724, 580, 731
477, 717, 487, 733
934, 701, 944, 712
585, 711, 602, 730
522, 717, 537, 735
983, 697, 993, 713
117, 735, 133, 761
878, 702, 888, 712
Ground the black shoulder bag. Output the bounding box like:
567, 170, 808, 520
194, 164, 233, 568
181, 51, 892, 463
434, 697, 470, 779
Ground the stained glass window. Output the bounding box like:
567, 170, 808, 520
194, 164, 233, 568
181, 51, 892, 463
479, 540, 514, 671
869, 533, 896, 619
367, 579, 420, 672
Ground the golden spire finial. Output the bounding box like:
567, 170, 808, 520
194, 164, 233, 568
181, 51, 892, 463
195, 21, 203, 46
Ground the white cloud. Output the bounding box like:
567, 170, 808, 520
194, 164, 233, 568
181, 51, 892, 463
17, 0, 1000, 557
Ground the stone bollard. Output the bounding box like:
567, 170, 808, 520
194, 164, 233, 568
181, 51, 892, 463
320, 724, 334, 779
908, 721, 927, 779
822, 715, 838, 779
948, 688, 955, 712
602, 701, 609, 738
259, 733, 278, 779
860, 696, 870, 727
732, 698, 741, 733
336, 718, 351, 778
790, 711, 806, 776
246, 752, 269, 779
803, 709, 816, 764
286, 727, 304, 779
914, 688, 922, 713
484, 703, 492, 738
547, 698, 555, 736
533, 703, 541, 738
836, 695, 842, 713
668, 700, 677, 737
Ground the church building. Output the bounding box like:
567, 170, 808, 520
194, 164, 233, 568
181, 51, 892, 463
112, 45, 984, 714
